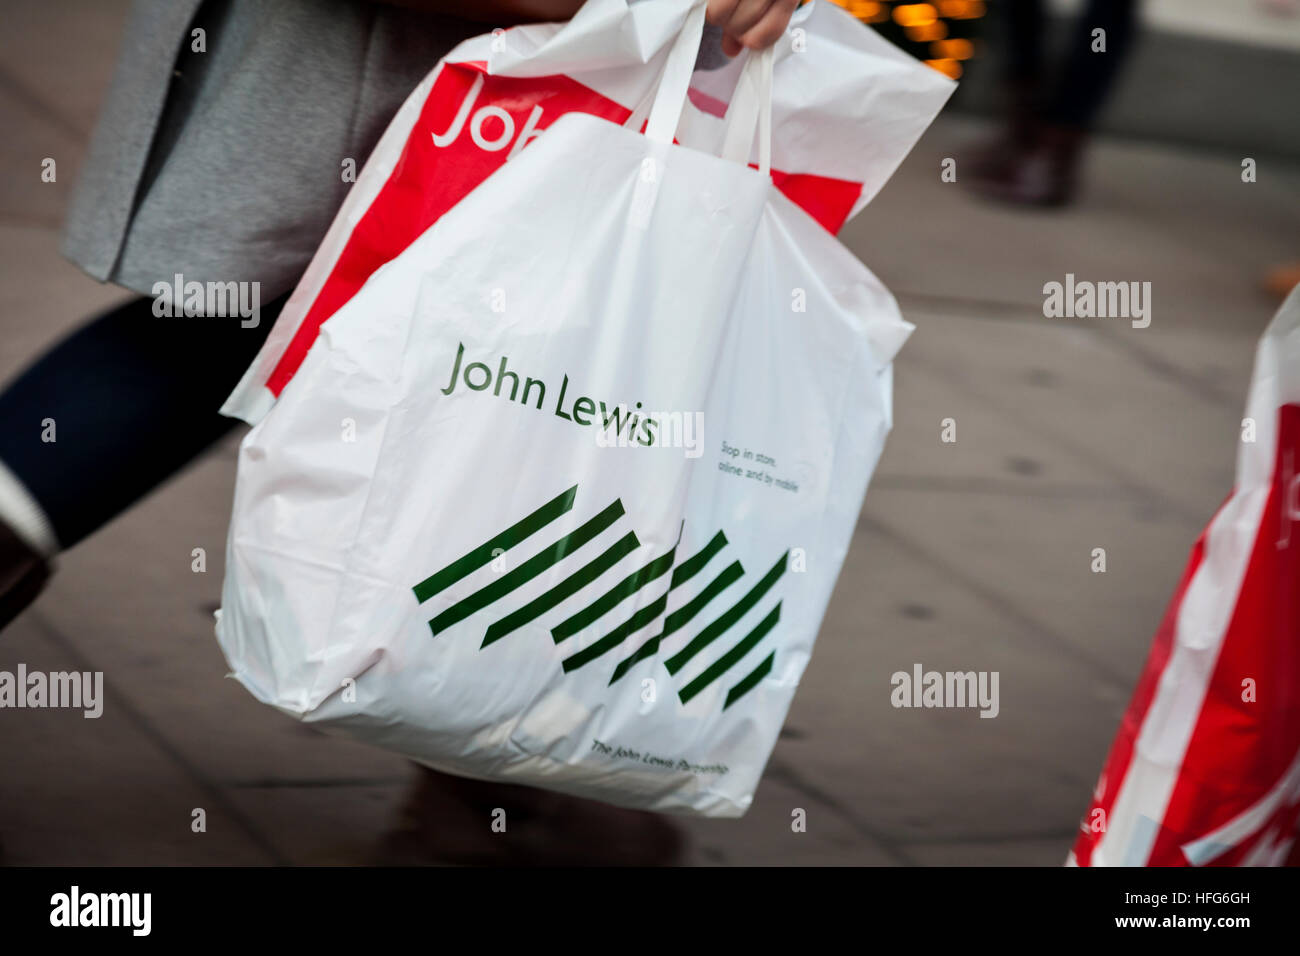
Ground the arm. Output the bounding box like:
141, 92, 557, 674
370, 1, 799, 53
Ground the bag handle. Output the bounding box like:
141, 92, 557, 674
644, 1, 709, 146
640, 0, 774, 174
718, 46, 774, 176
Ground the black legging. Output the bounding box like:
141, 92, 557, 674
1005, 0, 1139, 128
0, 295, 282, 549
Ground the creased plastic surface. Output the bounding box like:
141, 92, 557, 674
221, 0, 951, 423
217, 100, 920, 815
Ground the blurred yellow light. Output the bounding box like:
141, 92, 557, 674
925, 58, 963, 79
849, 0, 883, 18
826, 0, 850, 8
893, 4, 939, 27
905, 20, 948, 42
944, 0, 986, 18
931, 38, 974, 60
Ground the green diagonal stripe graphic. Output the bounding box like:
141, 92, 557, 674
724, 651, 775, 710
428, 498, 625, 636
482, 530, 640, 648
561, 591, 669, 673
661, 560, 745, 644
413, 485, 577, 603
669, 530, 727, 589
664, 551, 788, 676
608, 559, 744, 684
678, 602, 780, 704
551, 526, 683, 644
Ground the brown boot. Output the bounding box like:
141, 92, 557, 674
967, 124, 1087, 207
375, 764, 686, 866
967, 81, 1044, 182
0, 519, 50, 632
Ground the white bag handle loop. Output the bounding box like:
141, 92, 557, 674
644, 1, 708, 146
719, 46, 774, 176
641, 1, 774, 175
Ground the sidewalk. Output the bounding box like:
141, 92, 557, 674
1, 1, 1298, 865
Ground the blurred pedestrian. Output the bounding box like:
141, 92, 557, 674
967, 0, 1139, 206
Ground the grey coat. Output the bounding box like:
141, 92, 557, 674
62, 0, 728, 302
62, 0, 482, 301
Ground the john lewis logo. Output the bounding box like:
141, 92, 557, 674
439, 341, 704, 456
411, 485, 787, 711
431, 72, 545, 157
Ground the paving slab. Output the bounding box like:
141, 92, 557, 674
889, 309, 1245, 524
678, 772, 904, 866
0, 0, 128, 139
0, 613, 272, 865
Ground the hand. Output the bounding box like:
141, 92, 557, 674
706, 0, 799, 56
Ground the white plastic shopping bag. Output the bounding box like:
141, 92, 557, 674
221, 0, 953, 424
217, 2, 951, 816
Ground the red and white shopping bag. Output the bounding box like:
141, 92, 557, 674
1072, 286, 1300, 866
220, 0, 953, 423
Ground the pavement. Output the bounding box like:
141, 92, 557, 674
1, 1, 1298, 866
